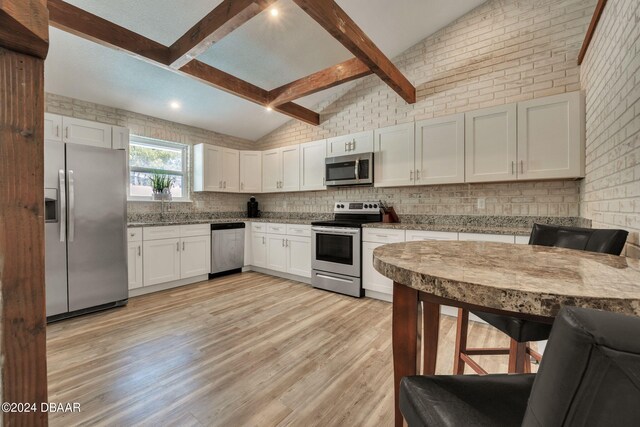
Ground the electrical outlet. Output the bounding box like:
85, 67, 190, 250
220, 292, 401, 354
477, 198, 486, 210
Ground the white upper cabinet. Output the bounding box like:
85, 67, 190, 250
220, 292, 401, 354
240, 151, 262, 193
299, 140, 326, 191
374, 123, 415, 187
62, 117, 112, 149
517, 91, 584, 180
326, 130, 374, 157
281, 146, 300, 192
415, 114, 465, 185
465, 104, 517, 183
262, 149, 281, 193
45, 113, 62, 141
261, 146, 300, 193
193, 144, 239, 192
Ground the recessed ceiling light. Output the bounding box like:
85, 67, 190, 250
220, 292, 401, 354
170, 101, 181, 110
265, 106, 273, 112
270, 8, 278, 17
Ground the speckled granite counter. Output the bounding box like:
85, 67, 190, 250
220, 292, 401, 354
127, 218, 314, 228
373, 240, 640, 317
363, 223, 531, 236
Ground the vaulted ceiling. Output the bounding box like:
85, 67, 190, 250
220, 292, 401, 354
45, 0, 485, 141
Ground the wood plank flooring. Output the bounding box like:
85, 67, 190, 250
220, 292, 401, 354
47, 272, 526, 426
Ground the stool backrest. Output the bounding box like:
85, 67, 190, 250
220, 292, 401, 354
523, 307, 640, 426
529, 223, 628, 255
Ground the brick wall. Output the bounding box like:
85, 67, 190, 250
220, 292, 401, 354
580, 0, 640, 258
254, 0, 595, 216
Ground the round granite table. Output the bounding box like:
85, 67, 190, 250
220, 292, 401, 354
373, 240, 640, 427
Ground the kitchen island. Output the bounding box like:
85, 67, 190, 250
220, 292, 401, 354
373, 240, 640, 427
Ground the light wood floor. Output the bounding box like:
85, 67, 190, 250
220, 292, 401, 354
47, 272, 524, 426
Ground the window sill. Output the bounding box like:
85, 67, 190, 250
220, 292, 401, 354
127, 198, 192, 203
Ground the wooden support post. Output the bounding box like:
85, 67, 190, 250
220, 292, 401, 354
0, 1, 49, 425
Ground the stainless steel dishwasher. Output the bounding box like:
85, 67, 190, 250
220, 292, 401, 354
210, 222, 245, 277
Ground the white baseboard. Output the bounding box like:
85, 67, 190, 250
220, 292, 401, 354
365, 290, 392, 302
128, 274, 209, 297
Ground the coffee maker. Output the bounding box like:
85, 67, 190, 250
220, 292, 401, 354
247, 196, 260, 218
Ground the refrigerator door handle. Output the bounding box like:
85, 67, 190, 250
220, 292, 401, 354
68, 169, 75, 242
58, 169, 66, 242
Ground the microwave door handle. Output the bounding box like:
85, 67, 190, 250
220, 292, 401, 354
355, 158, 360, 181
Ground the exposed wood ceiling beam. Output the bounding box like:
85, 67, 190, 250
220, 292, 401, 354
168, 0, 277, 69
47, 0, 319, 125
0, 0, 49, 58
269, 57, 372, 107
292, 0, 415, 104
577, 0, 608, 65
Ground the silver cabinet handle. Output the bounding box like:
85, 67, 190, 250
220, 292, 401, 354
56, 125, 60, 138
511, 161, 515, 175
58, 169, 66, 242
182, 241, 185, 251
410, 170, 414, 181
219, 180, 222, 188
416, 170, 420, 180
286, 239, 289, 247
520, 160, 524, 174
176, 242, 180, 252
138, 245, 141, 257
68, 170, 75, 242
344, 141, 348, 152
262, 236, 265, 244
65, 127, 69, 139
352, 139, 356, 151
224, 181, 227, 189
282, 238, 285, 247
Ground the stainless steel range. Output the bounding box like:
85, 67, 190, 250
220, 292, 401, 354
311, 202, 382, 297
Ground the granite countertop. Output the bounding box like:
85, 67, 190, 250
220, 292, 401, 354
363, 222, 531, 236
373, 240, 640, 318
127, 218, 314, 228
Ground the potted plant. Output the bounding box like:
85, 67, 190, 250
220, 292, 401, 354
149, 172, 175, 201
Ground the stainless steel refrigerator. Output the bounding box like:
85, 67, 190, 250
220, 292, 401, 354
44, 140, 128, 320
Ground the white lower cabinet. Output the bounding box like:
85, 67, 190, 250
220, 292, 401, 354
127, 241, 143, 290
143, 238, 181, 286
267, 235, 288, 272
180, 235, 211, 278
286, 235, 311, 278
363, 242, 393, 294
251, 232, 267, 268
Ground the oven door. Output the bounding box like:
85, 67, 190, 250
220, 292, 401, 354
311, 226, 361, 277
325, 153, 373, 186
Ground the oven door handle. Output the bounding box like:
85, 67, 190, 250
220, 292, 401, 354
312, 226, 360, 235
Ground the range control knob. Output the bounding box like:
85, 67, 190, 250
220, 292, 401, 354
364, 204, 369, 208
373, 204, 378, 208
339, 204, 345, 208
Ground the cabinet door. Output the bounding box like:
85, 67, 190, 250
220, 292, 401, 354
222, 148, 240, 192
286, 235, 311, 278
517, 91, 584, 180
299, 140, 326, 191
374, 123, 415, 187
251, 233, 267, 268
415, 114, 465, 185
465, 104, 517, 183
180, 235, 211, 279
45, 113, 63, 141
112, 126, 130, 150
281, 145, 300, 192
362, 242, 393, 295
266, 234, 287, 272
63, 117, 112, 149
127, 241, 143, 290
240, 151, 262, 193
262, 149, 281, 192
326, 131, 373, 157
143, 238, 181, 286
194, 144, 223, 192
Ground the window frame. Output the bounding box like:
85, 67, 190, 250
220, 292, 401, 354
127, 135, 190, 202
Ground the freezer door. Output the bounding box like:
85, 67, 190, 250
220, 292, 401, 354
66, 144, 128, 311
44, 140, 69, 316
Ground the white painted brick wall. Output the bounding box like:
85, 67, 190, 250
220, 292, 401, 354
580, 0, 640, 258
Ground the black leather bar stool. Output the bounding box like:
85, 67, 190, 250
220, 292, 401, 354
454, 223, 628, 374
401, 306, 640, 426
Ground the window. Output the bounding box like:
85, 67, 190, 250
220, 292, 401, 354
128, 136, 188, 201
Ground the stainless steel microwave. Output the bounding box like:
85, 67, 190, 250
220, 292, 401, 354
325, 152, 374, 187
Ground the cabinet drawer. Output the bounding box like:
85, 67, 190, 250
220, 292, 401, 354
406, 230, 458, 241
267, 223, 287, 235
287, 224, 311, 237
180, 224, 210, 237
458, 233, 515, 243
252, 222, 267, 233
363, 228, 405, 244
143, 225, 181, 241
127, 228, 142, 242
